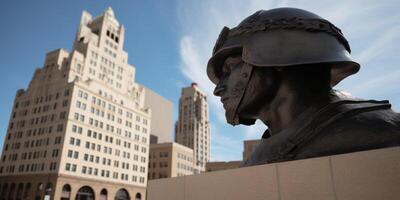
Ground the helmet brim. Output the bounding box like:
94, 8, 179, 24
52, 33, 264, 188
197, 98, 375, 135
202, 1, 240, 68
207, 45, 360, 87
207, 45, 242, 84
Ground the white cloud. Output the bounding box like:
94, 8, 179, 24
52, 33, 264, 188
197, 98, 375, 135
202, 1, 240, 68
244, 120, 266, 139
356, 26, 400, 64
176, 0, 400, 161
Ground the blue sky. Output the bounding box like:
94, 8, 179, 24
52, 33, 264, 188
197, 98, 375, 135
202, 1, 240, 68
0, 0, 399, 161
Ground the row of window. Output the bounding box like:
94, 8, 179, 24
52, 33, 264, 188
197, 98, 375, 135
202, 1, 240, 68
69, 136, 147, 163
177, 162, 194, 172
0, 161, 57, 174
13, 89, 70, 110
65, 163, 146, 183
177, 153, 193, 162
106, 30, 119, 43
9, 101, 68, 134
149, 172, 168, 179
79, 89, 148, 126
75, 99, 148, 141
3, 135, 62, 162
105, 38, 118, 51
72, 124, 147, 152
74, 111, 148, 142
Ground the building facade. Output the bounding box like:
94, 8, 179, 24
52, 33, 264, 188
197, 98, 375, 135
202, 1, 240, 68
0, 8, 149, 200
143, 87, 173, 144
243, 139, 261, 161
175, 83, 210, 173
205, 139, 262, 172
205, 161, 242, 172
148, 142, 194, 180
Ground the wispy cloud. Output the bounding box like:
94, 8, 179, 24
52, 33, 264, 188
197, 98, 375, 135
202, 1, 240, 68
176, 0, 400, 161
356, 26, 400, 64
209, 124, 242, 161
244, 120, 266, 140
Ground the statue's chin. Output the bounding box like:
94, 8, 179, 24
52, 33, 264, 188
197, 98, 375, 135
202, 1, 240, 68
223, 110, 237, 126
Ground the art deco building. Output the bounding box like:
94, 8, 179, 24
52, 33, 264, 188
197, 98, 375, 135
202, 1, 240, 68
175, 83, 210, 173
148, 142, 194, 180
0, 7, 150, 200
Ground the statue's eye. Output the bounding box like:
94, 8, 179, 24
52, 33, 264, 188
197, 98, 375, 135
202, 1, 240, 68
222, 64, 231, 75
222, 68, 230, 75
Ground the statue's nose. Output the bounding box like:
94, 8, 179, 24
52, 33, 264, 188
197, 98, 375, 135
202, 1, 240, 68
213, 82, 225, 96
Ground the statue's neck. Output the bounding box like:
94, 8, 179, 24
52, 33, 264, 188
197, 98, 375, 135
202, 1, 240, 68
260, 85, 333, 135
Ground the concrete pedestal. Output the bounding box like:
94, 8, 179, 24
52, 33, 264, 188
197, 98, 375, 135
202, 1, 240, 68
148, 147, 400, 200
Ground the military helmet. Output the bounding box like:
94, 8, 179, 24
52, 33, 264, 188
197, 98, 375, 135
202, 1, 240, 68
207, 7, 360, 86
207, 7, 360, 126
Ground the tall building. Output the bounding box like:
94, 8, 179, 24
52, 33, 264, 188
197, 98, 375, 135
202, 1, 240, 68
175, 83, 210, 173
148, 142, 194, 180
243, 139, 261, 161
0, 8, 150, 200
143, 87, 173, 144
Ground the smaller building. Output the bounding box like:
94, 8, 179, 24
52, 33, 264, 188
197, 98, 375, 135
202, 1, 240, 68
206, 161, 242, 172
243, 139, 262, 161
148, 142, 195, 180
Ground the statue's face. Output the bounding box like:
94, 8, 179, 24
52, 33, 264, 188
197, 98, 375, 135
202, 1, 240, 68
213, 56, 280, 120
213, 56, 243, 111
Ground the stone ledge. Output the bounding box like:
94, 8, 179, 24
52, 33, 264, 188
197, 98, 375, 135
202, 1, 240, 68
148, 147, 400, 200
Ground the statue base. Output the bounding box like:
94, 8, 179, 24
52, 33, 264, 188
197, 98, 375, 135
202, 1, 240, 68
148, 147, 400, 200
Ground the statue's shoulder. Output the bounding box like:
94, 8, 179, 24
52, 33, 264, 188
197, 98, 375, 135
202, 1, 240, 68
331, 99, 400, 134
243, 99, 400, 166
298, 100, 400, 159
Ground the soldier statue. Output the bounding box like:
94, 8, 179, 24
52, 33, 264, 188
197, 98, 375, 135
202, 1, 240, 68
207, 8, 400, 166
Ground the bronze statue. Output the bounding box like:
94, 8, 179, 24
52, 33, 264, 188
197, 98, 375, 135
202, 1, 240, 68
207, 8, 400, 166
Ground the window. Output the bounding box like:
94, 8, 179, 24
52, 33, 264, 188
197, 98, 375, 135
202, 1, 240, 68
69, 138, 75, 145
57, 124, 64, 132
88, 167, 92, 175
74, 113, 79, 120
54, 136, 62, 144
64, 89, 70, 96
71, 164, 77, 172
72, 125, 77, 133
87, 130, 92, 137
76, 101, 81, 108
85, 142, 90, 149
65, 163, 71, 171
73, 151, 79, 159
84, 154, 88, 161
68, 150, 73, 158
59, 112, 67, 119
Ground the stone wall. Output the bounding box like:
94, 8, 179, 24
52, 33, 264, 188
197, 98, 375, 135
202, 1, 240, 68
148, 147, 400, 200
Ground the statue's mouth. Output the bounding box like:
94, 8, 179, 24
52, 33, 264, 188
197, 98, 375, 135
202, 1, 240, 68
221, 97, 230, 110
221, 97, 229, 103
